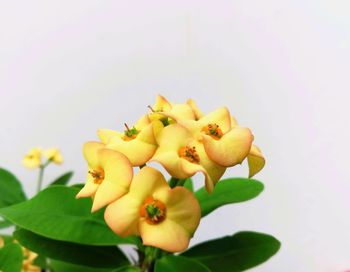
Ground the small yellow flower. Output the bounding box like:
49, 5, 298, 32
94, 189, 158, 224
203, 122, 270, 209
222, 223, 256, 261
152, 124, 226, 193
44, 148, 63, 164
22, 148, 42, 169
76, 142, 133, 212
104, 166, 201, 252
22, 248, 40, 272
0, 236, 4, 249
97, 115, 159, 167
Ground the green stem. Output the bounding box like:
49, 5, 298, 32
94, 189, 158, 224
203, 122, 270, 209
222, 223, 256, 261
168, 177, 179, 188
36, 161, 50, 193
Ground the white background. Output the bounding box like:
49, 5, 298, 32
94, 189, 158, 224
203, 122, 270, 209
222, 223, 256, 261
1, 1, 350, 271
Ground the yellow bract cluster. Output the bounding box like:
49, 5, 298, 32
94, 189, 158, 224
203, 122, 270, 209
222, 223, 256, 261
77, 95, 265, 252
22, 147, 63, 169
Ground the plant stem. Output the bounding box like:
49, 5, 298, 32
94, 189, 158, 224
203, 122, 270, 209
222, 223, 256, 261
36, 161, 49, 193
168, 177, 179, 188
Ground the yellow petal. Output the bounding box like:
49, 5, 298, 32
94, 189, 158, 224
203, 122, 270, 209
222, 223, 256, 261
248, 145, 265, 178
186, 99, 204, 120
108, 137, 157, 166
104, 194, 141, 236
83, 142, 105, 169
154, 187, 201, 235
0, 236, 4, 249
76, 175, 99, 198
128, 166, 169, 201
169, 104, 195, 120
198, 107, 231, 134
97, 129, 123, 145
134, 114, 151, 130
139, 219, 191, 252
153, 95, 172, 111
230, 115, 238, 127
203, 127, 254, 167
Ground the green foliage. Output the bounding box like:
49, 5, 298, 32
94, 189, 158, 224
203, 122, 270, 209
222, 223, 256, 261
50, 171, 74, 186
0, 243, 23, 272
195, 178, 264, 217
155, 255, 211, 272
183, 178, 194, 192
182, 231, 281, 272
0, 218, 12, 229
0, 186, 137, 246
14, 229, 129, 268
50, 259, 117, 272
0, 168, 26, 208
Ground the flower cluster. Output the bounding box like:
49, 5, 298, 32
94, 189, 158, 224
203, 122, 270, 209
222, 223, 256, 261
22, 147, 63, 169
76, 95, 265, 252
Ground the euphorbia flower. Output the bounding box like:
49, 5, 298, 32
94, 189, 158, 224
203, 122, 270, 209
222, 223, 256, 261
44, 148, 63, 164
104, 166, 201, 252
148, 95, 196, 125
0, 236, 3, 249
76, 142, 133, 212
167, 107, 254, 168
152, 124, 226, 193
97, 115, 159, 166
22, 148, 42, 169
185, 101, 265, 177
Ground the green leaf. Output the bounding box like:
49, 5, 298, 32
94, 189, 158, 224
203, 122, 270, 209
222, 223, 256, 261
50, 171, 74, 186
0, 168, 27, 208
155, 255, 211, 272
0, 186, 137, 246
182, 231, 281, 272
183, 178, 194, 192
0, 219, 12, 229
196, 178, 264, 217
0, 243, 23, 272
32, 254, 47, 269
50, 259, 116, 272
14, 229, 129, 268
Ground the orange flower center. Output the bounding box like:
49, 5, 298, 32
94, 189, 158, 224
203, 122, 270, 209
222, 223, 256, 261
140, 196, 166, 225
202, 123, 223, 140
123, 123, 139, 141
88, 169, 105, 184
178, 145, 200, 164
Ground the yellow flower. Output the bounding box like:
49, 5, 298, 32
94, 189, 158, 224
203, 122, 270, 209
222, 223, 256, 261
22, 148, 42, 169
168, 107, 252, 166
104, 166, 201, 252
97, 115, 159, 167
247, 145, 265, 178
76, 142, 133, 212
22, 248, 40, 272
44, 148, 63, 164
185, 102, 265, 177
0, 236, 4, 249
148, 95, 196, 125
152, 124, 226, 193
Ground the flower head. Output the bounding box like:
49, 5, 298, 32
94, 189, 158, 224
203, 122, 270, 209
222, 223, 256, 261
152, 124, 226, 193
22, 148, 42, 169
76, 142, 133, 212
104, 166, 201, 252
44, 148, 63, 164
97, 115, 159, 166
0, 236, 3, 249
